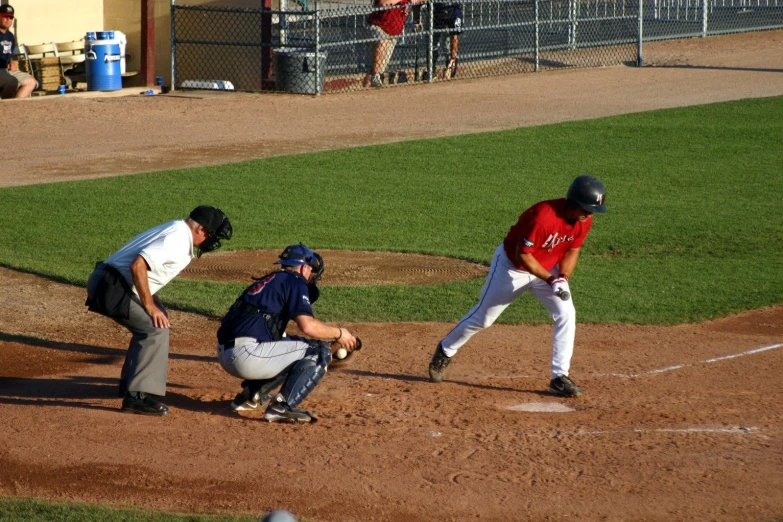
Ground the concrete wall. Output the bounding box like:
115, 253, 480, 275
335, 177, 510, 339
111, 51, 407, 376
4, 0, 104, 47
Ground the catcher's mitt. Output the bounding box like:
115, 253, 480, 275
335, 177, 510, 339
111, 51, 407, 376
330, 337, 362, 368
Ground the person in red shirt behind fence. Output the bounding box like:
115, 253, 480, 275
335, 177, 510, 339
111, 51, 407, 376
364, 0, 425, 87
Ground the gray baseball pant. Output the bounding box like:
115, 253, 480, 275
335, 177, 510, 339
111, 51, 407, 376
87, 268, 170, 397
114, 298, 170, 397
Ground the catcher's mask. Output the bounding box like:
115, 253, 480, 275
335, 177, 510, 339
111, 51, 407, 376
566, 175, 607, 214
189, 205, 233, 257
275, 243, 324, 283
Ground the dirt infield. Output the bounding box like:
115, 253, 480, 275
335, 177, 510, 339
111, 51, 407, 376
1, 31, 783, 522
180, 249, 488, 286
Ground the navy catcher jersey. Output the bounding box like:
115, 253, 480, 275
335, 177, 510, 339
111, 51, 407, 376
217, 270, 313, 344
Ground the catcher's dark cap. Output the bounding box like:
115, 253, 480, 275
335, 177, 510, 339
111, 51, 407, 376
189, 205, 227, 236
0, 5, 14, 16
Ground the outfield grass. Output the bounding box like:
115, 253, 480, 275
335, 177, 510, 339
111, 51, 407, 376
1, 97, 781, 324
0, 497, 262, 522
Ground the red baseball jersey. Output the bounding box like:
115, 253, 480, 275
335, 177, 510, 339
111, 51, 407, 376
503, 198, 592, 271
367, 0, 410, 36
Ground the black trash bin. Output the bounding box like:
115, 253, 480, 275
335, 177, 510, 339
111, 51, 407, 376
274, 48, 327, 94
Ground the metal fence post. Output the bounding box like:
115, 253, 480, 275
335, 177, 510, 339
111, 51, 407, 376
315, 0, 321, 93
638, 0, 644, 66
701, 0, 709, 36
262, 0, 274, 90
171, 0, 177, 91
535, 0, 540, 72
427, 0, 433, 82
281, 0, 288, 46
569, 0, 577, 49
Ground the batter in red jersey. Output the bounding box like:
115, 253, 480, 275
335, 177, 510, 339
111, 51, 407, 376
428, 175, 607, 397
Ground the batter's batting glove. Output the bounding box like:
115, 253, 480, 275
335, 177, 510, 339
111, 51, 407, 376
547, 275, 570, 300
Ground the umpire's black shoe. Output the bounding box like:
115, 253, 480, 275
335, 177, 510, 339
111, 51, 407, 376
428, 343, 452, 383
121, 392, 169, 416
549, 375, 583, 397
117, 379, 128, 398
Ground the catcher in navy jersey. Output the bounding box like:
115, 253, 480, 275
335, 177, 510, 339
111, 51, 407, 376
216, 243, 358, 423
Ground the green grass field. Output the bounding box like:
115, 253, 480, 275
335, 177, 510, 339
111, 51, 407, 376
1, 97, 781, 327
0, 497, 264, 522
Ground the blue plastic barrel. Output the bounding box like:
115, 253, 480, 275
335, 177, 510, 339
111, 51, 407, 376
86, 40, 122, 91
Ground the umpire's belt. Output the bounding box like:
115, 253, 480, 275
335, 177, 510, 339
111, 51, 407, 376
218, 337, 258, 351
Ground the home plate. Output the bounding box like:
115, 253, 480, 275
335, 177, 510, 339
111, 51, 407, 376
507, 402, 575, 413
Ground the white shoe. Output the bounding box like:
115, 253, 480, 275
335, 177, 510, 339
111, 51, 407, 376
231, 394, 260, 411
370, 73, 383, 87
230, 386, 263, 411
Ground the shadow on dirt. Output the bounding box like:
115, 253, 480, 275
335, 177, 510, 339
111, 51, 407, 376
0, 374, 238, 418
648, 64, 783, 73
0, 332, 214, 363
343, 369, 550, 395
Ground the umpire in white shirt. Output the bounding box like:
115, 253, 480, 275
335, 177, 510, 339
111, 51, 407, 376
86, 206, 232, 416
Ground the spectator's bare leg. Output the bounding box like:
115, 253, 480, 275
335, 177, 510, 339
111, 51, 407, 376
364, 37, 395, 87
15, 77, 37, 98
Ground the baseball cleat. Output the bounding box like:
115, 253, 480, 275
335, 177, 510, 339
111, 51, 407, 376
263, 402, 313, 423
121, 392, 169, 416
549, 375, 583, 397
230, 392, 260, 412
428, 343, 452, 383
230, 384, 268, 412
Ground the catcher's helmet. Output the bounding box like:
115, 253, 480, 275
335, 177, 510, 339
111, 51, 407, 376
275, 243, 317, 268
566, 175, 607, 214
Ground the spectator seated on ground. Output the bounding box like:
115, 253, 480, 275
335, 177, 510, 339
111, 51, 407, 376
0, 4, 38, 99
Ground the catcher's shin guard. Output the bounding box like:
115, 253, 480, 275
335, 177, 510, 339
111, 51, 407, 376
279, 344, 328, 408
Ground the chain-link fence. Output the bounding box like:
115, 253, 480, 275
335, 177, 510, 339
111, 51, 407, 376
171, 0, 783, 94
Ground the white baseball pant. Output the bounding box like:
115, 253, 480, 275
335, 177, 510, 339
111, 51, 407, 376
440, 244, 577, 378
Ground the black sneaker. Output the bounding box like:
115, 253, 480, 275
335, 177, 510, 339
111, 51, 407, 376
428, 343, 452, 383
549, 375, 582, 397
121, 392, 169, 416
263, 395, 313, 423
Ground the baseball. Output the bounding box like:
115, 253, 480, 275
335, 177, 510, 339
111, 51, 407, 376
336, 348, 348, 359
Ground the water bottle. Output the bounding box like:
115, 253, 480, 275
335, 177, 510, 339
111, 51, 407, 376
85, 31, 96, 53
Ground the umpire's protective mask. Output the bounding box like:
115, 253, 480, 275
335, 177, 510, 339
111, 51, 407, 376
189, 205, 233, 257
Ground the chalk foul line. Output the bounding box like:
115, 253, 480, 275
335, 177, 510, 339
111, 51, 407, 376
598, 343, 783, 379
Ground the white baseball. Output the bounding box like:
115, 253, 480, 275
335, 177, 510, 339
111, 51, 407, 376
336, 348, 348, 359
